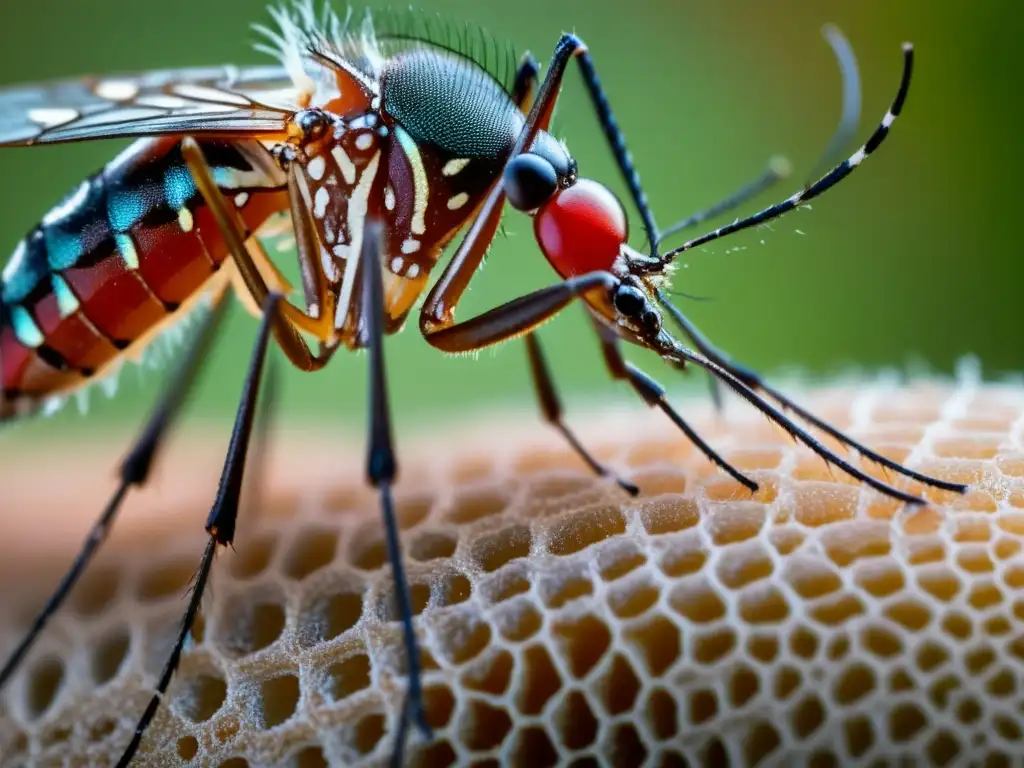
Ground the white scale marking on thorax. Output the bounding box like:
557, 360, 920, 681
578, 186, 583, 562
307, 155, 326, 181
314, 187, 330, 219
331, 145, 357, 185
334, 151, 381, 329
442, 158, 470, 177
320, 245, 340, 282
447, 192, 469, 211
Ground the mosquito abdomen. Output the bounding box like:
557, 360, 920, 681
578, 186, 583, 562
0, 136, 287, 419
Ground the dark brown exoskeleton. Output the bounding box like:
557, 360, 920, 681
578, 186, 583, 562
0, 4, 964, 764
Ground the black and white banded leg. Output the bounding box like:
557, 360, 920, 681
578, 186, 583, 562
655, 26, 862, 412
650, 44, 914, 268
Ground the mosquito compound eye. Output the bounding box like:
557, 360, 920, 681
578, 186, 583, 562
503, 153, 558, 212
613, 285, 646, 316
534, 178, 628, 279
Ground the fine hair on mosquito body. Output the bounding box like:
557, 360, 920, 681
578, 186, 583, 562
0, 2, 968, 764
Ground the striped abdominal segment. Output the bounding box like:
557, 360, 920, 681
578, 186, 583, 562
0, 136, 288, 417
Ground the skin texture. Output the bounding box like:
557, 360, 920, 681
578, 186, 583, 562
0, 375, 1022, 766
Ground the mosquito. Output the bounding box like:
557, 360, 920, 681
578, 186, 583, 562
0, 3, 965, 764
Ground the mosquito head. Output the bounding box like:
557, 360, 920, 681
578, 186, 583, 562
503, 146, 624, 277
503, 157, 674, 349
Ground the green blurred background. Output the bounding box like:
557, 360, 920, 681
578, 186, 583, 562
0, 1, 1018, 443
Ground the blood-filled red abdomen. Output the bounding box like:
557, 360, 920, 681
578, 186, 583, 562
0, 136, 288, 418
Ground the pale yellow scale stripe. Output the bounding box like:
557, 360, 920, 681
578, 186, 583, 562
394, 126, 428, 236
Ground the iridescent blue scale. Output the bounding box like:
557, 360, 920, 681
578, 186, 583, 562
164, 166, 197, 211
107, 188, 148, 233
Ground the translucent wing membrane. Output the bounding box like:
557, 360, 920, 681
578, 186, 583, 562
0, 65, 296, 146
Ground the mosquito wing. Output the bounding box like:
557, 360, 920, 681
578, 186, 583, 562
0, 65, 299, 146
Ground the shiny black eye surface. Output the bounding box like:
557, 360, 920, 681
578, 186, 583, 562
295, 109, 329, 140
613, 285, 646, 316
503, 153, 558, 211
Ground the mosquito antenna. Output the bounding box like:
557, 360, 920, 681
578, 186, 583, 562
658, 156, 791, 243
649, 43, 912, 268
658, 26, 856, 245
807, 24, 862, 181
661, 288, 716, 303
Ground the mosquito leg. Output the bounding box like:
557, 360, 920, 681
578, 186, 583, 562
0, 292, 228, 694
116, 293, 281, 766
241, 350, 280, 531
574, 36, 786, 251
510, 52, 541, 109
647, 43, 914, 269
422, 270, 749, 494
658, 26, 860, 243
658, 159, 790, 243
425, 271, 620, 353
574, 48, 659, 253
592, 320, 758, 492
182, 138, 334, 371
420, 266, 942, 510
808, 25, 862, 180
286, 163, 335, 327
427, 51, 636, 496
662, 342, 941, 504
525, 332, 639, 495
358, 220, 431, 762
653, 292, 967, 493
421, 34, 596, 335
